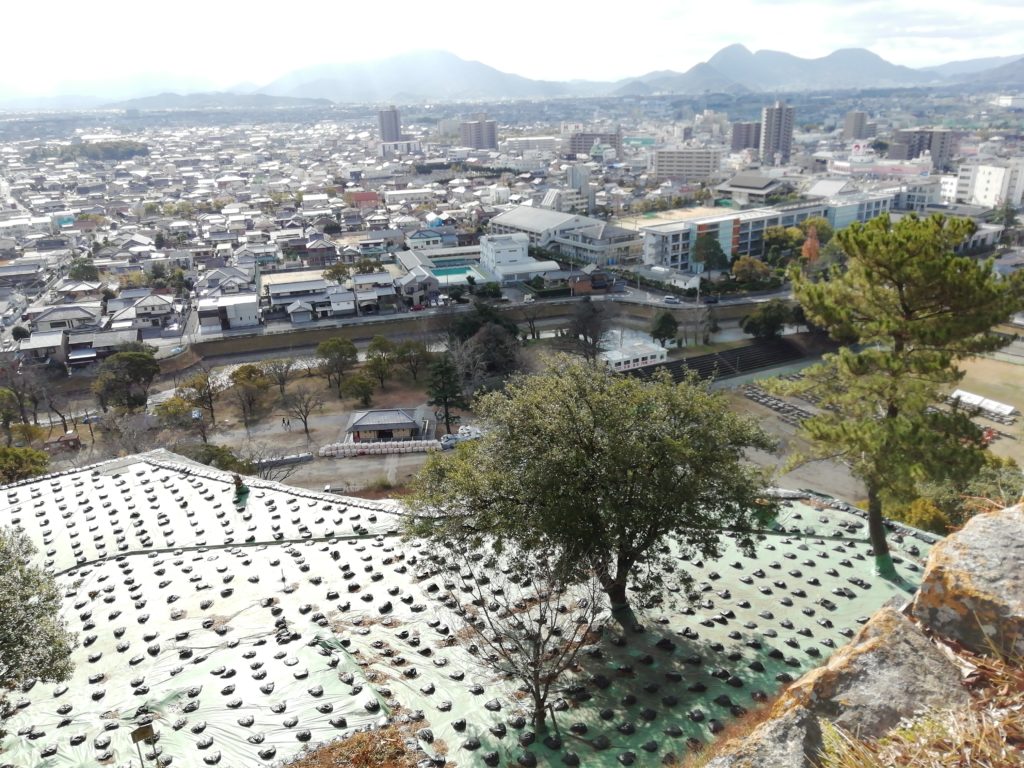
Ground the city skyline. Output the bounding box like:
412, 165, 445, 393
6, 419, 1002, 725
2, 0, 1022, 98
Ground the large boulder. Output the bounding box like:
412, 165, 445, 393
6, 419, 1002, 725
706, 607, 967, 768
771, 607, 968, 738
705, 705, 821, 768
912, 505, 1024, 657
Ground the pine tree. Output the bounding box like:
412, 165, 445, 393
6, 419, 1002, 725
427, 355, 468, 434
780, 213, 1023, 577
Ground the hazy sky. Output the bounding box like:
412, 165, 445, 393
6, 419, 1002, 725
4, 0, 1023, 95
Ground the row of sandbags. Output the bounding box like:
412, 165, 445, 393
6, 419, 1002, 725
318, 440, 441, 457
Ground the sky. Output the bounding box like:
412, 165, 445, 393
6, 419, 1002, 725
3, 0, 1023, 96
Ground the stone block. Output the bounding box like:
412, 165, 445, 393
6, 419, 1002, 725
913, 505, 1024, 657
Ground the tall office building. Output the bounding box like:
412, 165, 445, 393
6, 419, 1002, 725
889, 128, 958, 171
731, 121, 761, 151
459, 118, 498, 150
759, 100, 795, 165
843, 111, 869, 141
378, 106, 402, 142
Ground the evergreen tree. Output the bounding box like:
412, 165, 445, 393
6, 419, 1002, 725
741, 299, 790, 340
409, 357, 776, 611
426, 355, 468, 434
779, 213, 1023, 577
650, 310, 679, 347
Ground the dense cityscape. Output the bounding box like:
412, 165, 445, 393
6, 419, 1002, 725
1, 25, 1023, 768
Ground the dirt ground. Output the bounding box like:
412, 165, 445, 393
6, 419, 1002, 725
957, 355, 1024, 465
725, 390, 868, 501
46, 343, 1024, 505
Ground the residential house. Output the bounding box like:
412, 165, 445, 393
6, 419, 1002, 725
303, 237, 339, 267
53, 280, 106, 303
195, 266, 257, 297
0, 262, 45, 292
346, 408, 427, 442
66, 328, 141, 367
407, 230, 444, 251
31, 304, 102, 333
107, 292, 176, 330
197, 294, 262, 334
18, 330, 68, 366
234, 243, 281, 270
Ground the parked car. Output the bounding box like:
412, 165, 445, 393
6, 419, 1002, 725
703, 295, 720, 304
439, 426, 484, 450
663, 295, 681, 305
411, 304, 425, 312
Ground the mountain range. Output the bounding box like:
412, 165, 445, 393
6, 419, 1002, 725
5, 46, 1023, 110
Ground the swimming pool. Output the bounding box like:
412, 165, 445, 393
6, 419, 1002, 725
433, 266, 472, 277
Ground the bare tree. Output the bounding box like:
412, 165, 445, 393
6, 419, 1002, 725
519, 303, 544, 341
238, 441, 301, 483
264, 358, 296, 398
283, 388, 323, 437
447, 336, 487, 397
569, 298, 614, 361
45, 390, 71, 434
98, 412, 149, 455
396, 340, 429, 382
180, 367, 227, 426
442, 546, 605, 732
0, 362, 41, 424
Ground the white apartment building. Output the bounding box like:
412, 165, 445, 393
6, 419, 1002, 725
479, 233, 559, 284
956, 159, 1024, 208
651, 146, 724, 182
940, 175, 959, 204
503, 136, 560, 153
383, 188, 438, 206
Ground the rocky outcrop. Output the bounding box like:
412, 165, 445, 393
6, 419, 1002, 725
709, 505, 1024, 767
912, 504, 1024, 657
706, 607, 968, 767
772, 607, 968, 734
705, 706, 821, 768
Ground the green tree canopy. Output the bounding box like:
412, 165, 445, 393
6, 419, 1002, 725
732, 255, 772, 283
693, 233, 729, 270
408, 357, 777, 611
0, 446, 48, 484
0, 527, 75, 725
181, 443, 251, 474
449, 299, 518, 342
341, 372, 375, 407
741, 299, 791, 340
316, 337, 358, 396
93, 351, 160, 411
798, 216, 834, 245
365, 336, 396, 388
67, 258, 99, 282
778, 213, 1024, 576
650, 310, 679, 347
